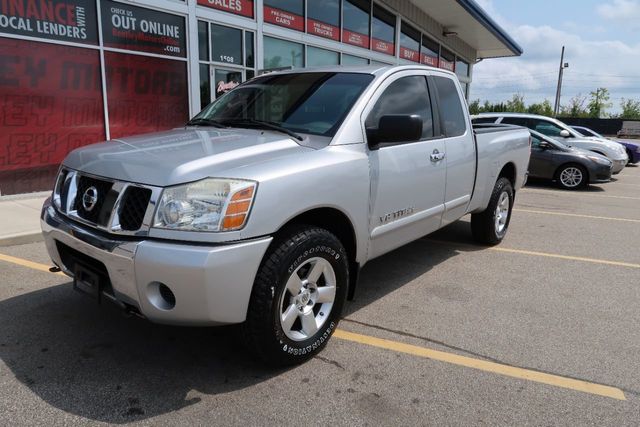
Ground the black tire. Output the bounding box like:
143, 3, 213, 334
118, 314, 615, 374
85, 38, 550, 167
555, 163, 587, 190
471, 177, 514, 245
241, 226, 349, 366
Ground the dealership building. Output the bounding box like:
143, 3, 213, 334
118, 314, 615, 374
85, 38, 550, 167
0, 0, 521, 195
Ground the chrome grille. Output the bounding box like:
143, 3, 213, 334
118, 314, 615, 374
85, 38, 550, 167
53, 168, 161, 236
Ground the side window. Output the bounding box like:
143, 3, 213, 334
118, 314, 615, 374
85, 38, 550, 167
530, 119, 564, 137
432, 76, 466, 137
500, 117, 529, 127
365, 76, 434, 139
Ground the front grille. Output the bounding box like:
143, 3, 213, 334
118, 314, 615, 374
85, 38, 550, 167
119, 186, 152, 231
72, 176, 114, 225
54, 169, 158, 235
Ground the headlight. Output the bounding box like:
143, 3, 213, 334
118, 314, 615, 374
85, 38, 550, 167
586, 155, 611, 165
153, 178, 257, 232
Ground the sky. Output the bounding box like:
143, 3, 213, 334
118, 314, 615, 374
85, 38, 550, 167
470, 0, 640, 114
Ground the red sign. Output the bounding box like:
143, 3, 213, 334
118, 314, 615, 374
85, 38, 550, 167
197, 0, 254, 18
104, 52, 189, 139
264, 6, 303, 31
0, 37, 105, 173
306, 18, 339, 41
421, 53, 438, 67
400, 47, 420, 63
439, 59, 455, 72
342, 29, 369, 49
372, 38, 394, 56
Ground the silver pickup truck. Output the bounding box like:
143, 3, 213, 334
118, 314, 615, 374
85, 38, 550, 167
41, 65, 531, 365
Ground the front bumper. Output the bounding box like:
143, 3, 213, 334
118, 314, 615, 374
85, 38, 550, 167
589, 163, 613, 183
611, 159, 627, 174
41, 199, 272, 326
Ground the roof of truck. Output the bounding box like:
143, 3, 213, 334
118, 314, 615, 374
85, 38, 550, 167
259, 64, 457, 78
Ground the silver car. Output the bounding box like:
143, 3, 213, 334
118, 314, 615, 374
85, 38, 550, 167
473, 113, 629, 173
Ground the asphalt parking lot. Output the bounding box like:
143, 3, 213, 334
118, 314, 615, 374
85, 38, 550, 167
1, 166, 639, 426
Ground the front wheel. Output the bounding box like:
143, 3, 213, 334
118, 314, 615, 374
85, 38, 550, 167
241, 227, 349, 366
471, 177, 514, 245
556, 164, 587, 190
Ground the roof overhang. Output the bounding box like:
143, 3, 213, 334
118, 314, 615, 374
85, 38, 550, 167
409, 0, 522, 59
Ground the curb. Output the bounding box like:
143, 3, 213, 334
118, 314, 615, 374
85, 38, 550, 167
0, 231, 44, 247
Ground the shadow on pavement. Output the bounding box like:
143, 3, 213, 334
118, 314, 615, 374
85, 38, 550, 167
0, 220, 474, 422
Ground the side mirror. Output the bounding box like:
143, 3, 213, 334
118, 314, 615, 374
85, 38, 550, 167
367, 115, 423, 149
559, 129, 571, 138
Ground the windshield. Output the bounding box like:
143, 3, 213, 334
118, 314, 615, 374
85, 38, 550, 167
192, 72, 374, 137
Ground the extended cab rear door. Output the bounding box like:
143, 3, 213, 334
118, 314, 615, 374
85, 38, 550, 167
364, 70, 446, 259
429, 74, 476, 226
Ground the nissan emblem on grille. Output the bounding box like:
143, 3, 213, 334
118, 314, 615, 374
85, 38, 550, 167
82, 186, 99, 212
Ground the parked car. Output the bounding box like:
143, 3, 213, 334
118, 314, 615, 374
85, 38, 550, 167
571, 125, 640, 164
527, 129, 612, 189
472, 113, 629, 173
42, 65, 531, 365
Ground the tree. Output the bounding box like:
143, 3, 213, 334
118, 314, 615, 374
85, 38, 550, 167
619, 98, 640, 119
587, 88, 612, 118
527, 100, 554, 116
505, 94, 526, 113
468, 99, 482, 115
559, 94, 588, 117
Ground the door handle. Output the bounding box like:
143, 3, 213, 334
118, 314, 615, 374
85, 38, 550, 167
430, 149, 445, 162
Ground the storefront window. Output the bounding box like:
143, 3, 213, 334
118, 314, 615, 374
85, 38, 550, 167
456, 58, 470, 78
421, 36, 439, 67
200, 64, 210, 109
101, 1, 186, 58
440, 47, 455, 72
307, 46, 340, 66
264, 0, 304, 31
211, 24, 243, 65
307, 0, 340, 41
343, 0, 370, 49
105, 52, 189, 139
198, 20, 209, 61
0, 38, 105, 195
342, 54, 369, 65
263, 36, 304, 69
197, 0, 255, 19
245, 32, 255, 68
400, 22, 420, 63
371, 5, 395, 56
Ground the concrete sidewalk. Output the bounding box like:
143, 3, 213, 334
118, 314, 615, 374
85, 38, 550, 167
0, 192, 49, 247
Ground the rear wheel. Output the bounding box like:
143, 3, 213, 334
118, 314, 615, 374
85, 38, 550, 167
471, 177, 514, 245
556, 164, 587, 190
242, 226, 348, 366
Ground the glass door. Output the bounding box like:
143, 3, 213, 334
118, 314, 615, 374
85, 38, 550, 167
212, 67, 244, 99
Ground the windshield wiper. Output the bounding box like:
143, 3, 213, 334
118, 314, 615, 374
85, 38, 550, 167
185, 117, 227, 128
222, 118, 304, 141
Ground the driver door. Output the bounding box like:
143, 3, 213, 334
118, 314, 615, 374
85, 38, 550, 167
365, 72, 446, 259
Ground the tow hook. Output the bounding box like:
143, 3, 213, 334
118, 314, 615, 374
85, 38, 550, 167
49, 266, 61, 273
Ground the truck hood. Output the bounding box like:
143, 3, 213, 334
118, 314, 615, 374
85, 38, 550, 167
63, 128, 314, 187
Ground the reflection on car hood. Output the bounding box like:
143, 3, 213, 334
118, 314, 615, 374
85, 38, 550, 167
63, 128, 314, 186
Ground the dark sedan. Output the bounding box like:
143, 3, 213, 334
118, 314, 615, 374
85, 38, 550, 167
572, 125, 640, 164
528, 130, 613, 189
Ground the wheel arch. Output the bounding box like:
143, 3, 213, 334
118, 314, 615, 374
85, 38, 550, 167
498, 162, 516, 187
274, 207, 360, 300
